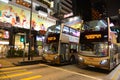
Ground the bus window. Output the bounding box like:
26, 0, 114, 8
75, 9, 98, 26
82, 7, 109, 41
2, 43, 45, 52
51, 44, 58, 53
70, 44, 78, 53
94, 43, 108, 56
80, 42, 108, 56
81, 43, 94, 51
60, 43, 67, 54
44, 43, 58, 54
63, 26, 69, 34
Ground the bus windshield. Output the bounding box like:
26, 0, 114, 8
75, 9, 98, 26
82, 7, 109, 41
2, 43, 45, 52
80, 42, 108, 57
44, 43, 58, 54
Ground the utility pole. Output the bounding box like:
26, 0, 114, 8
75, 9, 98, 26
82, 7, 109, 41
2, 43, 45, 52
28, 0, 33, 60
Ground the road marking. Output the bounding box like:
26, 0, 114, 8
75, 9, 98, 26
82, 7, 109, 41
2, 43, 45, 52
112, 69, 120, 80
21, 75, 42, 80
43, 64, 103, 80
0, 66, 23, 71
0, 64, 42, 71
0, 69, 27, 74
0, 72, 32, 79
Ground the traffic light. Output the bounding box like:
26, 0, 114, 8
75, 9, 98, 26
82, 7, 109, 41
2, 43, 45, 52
20, 35, 25, 42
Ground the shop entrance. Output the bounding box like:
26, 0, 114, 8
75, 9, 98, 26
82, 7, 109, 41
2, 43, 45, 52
0, 42, 9, 58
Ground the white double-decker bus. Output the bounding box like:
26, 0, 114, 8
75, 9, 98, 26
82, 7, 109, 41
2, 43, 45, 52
42, 24, 80, 64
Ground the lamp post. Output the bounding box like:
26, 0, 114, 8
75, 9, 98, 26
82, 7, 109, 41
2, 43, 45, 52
28, 0, 33, 60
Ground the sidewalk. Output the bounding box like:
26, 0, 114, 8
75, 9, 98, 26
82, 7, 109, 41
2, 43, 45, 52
105, 64, 120, 80
0, 56, 42, 68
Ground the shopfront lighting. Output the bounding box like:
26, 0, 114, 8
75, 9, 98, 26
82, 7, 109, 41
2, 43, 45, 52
0, 41, 9, 44
0, 0, 9, 3
50, 1, 54, 8
38, 11, 48, 17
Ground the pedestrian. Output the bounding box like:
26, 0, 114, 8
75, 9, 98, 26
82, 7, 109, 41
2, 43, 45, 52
40, 24, 45, 31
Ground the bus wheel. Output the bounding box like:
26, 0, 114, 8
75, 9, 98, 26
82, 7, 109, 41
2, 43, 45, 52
69, 56, 76, 64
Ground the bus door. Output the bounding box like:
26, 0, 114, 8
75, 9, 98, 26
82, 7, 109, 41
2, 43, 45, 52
110, 44, 119, 68
60, 43, 69, 62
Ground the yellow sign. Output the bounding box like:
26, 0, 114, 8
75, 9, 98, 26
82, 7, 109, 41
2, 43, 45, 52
48, 37, 56, 41
16, 0, 31, 8
85, 34, 101, 39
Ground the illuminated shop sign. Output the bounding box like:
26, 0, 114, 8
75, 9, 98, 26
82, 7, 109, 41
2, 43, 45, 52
0, 30, 9, 39
64, 12, 73, 18
0, 0, 9, 3
36, 36, 43, 41
85, 34, 101, 39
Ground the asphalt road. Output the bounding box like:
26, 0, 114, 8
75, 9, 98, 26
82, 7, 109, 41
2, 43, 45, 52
0, 63, 109, 80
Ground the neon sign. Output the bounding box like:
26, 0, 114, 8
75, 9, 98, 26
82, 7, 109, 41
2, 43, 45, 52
85, 34, 101, 39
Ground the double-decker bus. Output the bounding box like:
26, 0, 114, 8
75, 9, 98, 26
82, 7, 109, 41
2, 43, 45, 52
77, 19, 120, 70
42, 24, 80, 64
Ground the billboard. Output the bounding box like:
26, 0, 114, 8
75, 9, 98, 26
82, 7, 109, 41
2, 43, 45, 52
0, 1, 56, 31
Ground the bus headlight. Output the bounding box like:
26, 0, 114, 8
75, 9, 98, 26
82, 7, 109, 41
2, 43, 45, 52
79, 57, 84, 63
54, 56, 58, 59
100, 59, 108, 65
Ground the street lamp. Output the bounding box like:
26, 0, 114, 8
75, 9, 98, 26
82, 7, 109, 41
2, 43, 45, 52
28, 0, 33, 60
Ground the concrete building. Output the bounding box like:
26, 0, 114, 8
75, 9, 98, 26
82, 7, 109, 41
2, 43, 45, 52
53, 0, 73, 19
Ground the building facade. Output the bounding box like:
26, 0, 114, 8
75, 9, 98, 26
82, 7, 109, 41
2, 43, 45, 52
53, 0, 73, 19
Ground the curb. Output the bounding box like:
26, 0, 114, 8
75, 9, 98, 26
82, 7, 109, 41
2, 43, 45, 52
16, 60, 42, 66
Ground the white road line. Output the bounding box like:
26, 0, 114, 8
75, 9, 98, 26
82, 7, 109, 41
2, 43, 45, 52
42, 64, 103, 80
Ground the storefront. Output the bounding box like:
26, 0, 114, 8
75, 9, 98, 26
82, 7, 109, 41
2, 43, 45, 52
0, 1, 56, 58
0, 29, 9, 58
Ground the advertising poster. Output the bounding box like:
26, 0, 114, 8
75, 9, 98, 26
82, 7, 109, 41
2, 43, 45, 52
0, 1, 56, 31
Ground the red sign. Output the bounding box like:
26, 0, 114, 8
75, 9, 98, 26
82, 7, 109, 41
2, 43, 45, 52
39, 30, 46, 35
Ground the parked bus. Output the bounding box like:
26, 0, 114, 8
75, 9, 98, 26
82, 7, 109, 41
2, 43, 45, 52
77, 19, 120, 70
42, 24, 80, 64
